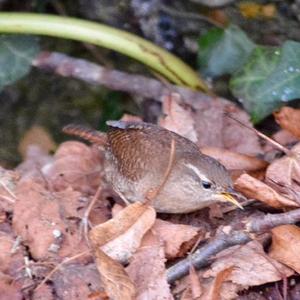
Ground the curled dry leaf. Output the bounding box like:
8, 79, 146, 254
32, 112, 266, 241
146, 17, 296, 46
234, 173, 299, 208
89, 202, 156, 263
94, 248, 136, 300
269, 225, 300, 273
126, 231, 173, 300
265, 143, 300, 203
203, 240, 293, 289
111, 206, 202, 259
274, 107, 300, 140
159, 93, 198, 143
200, 146, 268, 171
152, 219, 201, 259
42, 141, 103, 194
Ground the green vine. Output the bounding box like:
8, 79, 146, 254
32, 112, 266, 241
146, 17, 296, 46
0, 13, 208, 92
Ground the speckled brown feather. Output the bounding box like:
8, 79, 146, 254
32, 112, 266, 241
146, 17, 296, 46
106, 121, 199, 181
63, 124, 107, 145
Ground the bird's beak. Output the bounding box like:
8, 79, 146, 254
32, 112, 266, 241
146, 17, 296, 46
219, 192, 244, 209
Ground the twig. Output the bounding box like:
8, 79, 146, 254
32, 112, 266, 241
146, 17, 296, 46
167, 208, 300, 283
32, 51, 213, 108
35, 250, 90, 291
0, 179, 17, 199
160, 4, 224, 29
167, 229, 250, 283
246, 208, 300, 232
225, 113, 291, 155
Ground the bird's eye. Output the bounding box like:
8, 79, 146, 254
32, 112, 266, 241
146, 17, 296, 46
202, 181, 212, 189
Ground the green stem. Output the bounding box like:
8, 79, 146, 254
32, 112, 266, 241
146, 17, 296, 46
0, 12, 208, 91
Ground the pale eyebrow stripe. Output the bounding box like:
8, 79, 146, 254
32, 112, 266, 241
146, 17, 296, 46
185, 163, 211, 182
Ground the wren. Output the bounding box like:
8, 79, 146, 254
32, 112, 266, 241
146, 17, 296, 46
63, 121, 241, 213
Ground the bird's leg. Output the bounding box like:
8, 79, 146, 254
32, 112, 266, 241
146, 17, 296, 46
80, 184, 103, 244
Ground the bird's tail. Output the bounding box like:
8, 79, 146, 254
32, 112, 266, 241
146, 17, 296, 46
63, 124, 106, 145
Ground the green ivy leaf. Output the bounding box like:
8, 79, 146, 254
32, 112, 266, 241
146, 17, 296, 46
0, 35, 39, 91
230, 41, 300, 123
198, 24, 255, 77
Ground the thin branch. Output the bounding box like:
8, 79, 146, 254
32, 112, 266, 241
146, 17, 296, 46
160, 4, 224, 29
167, 208, 300, 283
246, 209, 300, 232
32, 51, 213, 108
35, 250, 90, 291
225, 113, 291, 155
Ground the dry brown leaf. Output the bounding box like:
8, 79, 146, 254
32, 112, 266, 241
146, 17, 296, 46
159, 93, 198, 143
274, 107, 300, 140
0, 231, 23, 277
126, 231, 173, 300
0, 276, 22, 300
174, 271, 238, 300
200, 147, 268, 171
152, 219, 201, 259
111, 205, 201, 259
180, 288, 193, 300
201, 267, 234, 300
269, 225, 300, 273
18, 125, 56, 159
234, 173, 298, 208
42, 141, 103, 193
89, 202, 156, 263
120, 114, 143, 123
189, 265, 203, 299
265, 143, 300, 203
223, 104, 263, 155
263, 129, 298, 153
16, 145, 53, 186
52, 263, 104, 300
159, 94, 262, 155
273, 129, 298, 146
32, 284, 55, 300
193, 98, 224, 148
94, 248, 136, 300
13, 179, 89, 260
203, 240, 293, 288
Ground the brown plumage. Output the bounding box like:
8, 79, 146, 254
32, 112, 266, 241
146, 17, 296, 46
63, 121, 240, 213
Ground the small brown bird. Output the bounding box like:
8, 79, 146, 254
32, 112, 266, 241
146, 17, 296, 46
63, 121, 241, 213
